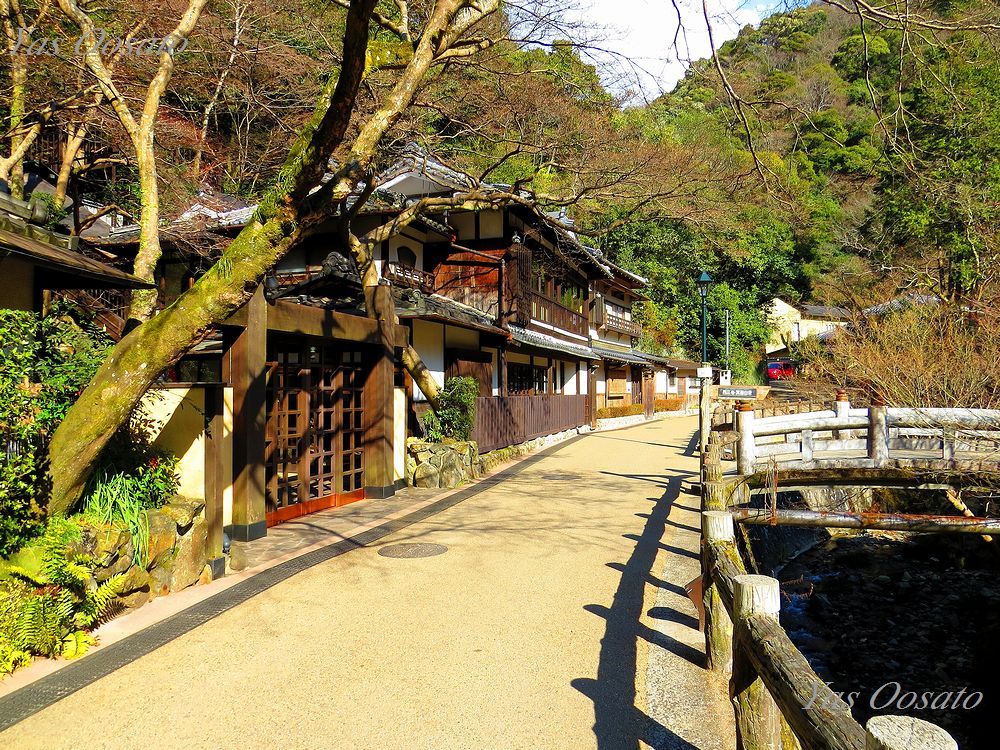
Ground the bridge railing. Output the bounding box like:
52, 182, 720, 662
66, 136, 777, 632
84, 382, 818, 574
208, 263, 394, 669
729, 393, 1000, 475
699, 443, 959, 750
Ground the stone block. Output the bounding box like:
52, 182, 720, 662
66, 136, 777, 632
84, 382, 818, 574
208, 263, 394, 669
413, 462, 441, 488
168, 514, 208, 591
146, 510, 178, 569
148, 565, 171, 598
116, 565, 150, 595
95, 538, 134, 582
229, 542, 249, 572
161, 499, 205, 533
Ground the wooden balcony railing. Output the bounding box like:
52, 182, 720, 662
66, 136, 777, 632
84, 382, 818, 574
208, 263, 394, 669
604, 309, 641, 337
529, 291, 588, 337
382, 261, 434, 293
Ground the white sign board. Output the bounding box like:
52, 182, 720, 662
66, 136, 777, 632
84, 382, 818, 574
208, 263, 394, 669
696, 366, 713, 379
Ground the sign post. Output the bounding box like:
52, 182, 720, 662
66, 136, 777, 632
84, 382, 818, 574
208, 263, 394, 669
712, 385, 771, 401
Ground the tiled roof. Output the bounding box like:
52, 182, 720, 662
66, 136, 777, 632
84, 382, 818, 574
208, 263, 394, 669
394, 289, 505, 335
591, 344, 652, 365
508, 325, 598, 360
0, 198, 152, 289
796, 302, 851, 320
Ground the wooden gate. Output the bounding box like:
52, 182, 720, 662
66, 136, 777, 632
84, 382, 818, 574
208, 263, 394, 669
264, 339, 366, 526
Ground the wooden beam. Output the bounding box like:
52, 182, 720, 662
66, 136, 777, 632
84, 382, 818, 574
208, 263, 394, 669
266, 299, 408, 347
731, 507, 1000, 534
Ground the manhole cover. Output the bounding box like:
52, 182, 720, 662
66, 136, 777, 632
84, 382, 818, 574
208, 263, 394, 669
541, 473, 577, 481
377, 542, 448, 558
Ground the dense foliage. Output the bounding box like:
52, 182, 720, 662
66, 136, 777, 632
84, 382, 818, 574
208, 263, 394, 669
421, 377, 479, 442
0, 309, 111, 556
0, 517, 123, 673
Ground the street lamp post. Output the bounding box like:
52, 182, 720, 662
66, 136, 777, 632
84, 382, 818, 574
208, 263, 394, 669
696, 271, 713, 458
697, 271, 713, 364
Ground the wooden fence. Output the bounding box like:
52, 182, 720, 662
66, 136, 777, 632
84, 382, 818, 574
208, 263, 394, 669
471, 394, 589, 453
700, 441, 959, 750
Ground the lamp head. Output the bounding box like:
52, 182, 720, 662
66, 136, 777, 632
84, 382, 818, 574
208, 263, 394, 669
697, 271, 713, 298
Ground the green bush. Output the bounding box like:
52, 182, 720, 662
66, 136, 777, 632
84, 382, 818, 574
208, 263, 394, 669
421, 377, 479, 441
654, 397, 686, 412
1, 517, 122, 669
0, 309, 111, 556
595, 403, 645, 420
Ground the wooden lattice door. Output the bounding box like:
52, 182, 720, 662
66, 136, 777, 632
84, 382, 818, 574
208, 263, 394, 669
264, 339, 365, 525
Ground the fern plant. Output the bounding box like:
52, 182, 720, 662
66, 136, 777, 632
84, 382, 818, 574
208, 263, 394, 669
7, 519, 123, 660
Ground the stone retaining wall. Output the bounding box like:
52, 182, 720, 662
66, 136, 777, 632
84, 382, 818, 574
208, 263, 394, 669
406, 439, 484, 489
79, 498, 212, 609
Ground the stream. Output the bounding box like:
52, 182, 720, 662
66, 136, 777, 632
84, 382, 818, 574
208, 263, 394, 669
777, 532, 1000, 749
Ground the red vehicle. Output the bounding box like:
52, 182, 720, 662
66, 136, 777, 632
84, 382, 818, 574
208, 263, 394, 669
766, 360, 796, 382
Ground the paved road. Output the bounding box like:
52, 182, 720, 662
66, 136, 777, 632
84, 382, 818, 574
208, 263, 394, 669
1, 417, 732, 749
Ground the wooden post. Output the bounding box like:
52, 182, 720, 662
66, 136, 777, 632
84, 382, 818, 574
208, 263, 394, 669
588, 362, 598, 429
732, 574, 782, 750
865, 716, 957, 750
203, 384, 225, 579
942, 427, 956, 464
800, 430, 814, 462
699, 373, 712, 454
498, 344, 508, 397
364, 284, 396, 498
229, 285, 267, 542
834, 389, 850, 440
704, 481, 727, 511
737, 402, 757, 476
702, 511, 735, 675
867, 398, 889, 467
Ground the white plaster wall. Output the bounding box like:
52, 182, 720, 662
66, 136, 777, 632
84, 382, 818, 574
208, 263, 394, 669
5, 258, 35, 311
563, 363, 579, 395
451, 212, 475, 240
389, 233, 425, 271
445, 325, 479, 350
655, 370, 668, 394
222, 386, 234, 527
595, 364, 607, 395
484, 347, 499, 395
394, 387, 407, 482
411, 319, 445, 401
144, 387, 206, 501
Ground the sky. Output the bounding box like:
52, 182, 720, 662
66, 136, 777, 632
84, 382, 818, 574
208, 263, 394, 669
574, 0, 783, 103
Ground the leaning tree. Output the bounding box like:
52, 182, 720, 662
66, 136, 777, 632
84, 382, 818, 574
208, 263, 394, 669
47, 0, 720, 513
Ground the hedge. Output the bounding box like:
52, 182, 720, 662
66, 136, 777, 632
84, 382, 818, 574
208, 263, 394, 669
595, 397, 687, 421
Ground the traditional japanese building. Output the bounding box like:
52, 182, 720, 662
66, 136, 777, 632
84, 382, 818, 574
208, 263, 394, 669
16, 146, 693, 546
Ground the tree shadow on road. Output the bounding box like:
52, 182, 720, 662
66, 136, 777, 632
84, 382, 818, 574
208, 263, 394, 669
572, 474, 704, 750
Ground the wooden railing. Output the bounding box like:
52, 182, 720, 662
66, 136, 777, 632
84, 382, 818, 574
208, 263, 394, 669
603, 308, 641, 337
529, 291, 588, 337
700, 444, 959, 750
471, 394, 589, 453
729, 394, 1000, 475
54, 288, 129, 340
382, 261, 434, 293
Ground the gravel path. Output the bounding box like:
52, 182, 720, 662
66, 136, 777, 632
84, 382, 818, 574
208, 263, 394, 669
1, 417, 732, 749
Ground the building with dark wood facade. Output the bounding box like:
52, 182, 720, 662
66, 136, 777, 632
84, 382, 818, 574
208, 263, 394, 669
3, 146, 697, 549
